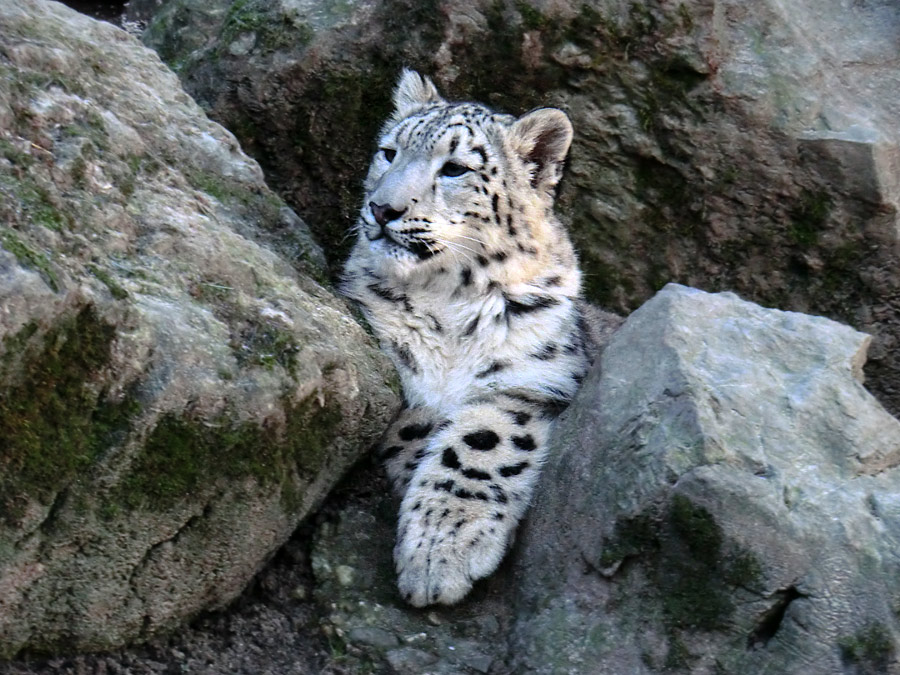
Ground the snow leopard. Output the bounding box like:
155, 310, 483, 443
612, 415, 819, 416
342, 69, 590, 607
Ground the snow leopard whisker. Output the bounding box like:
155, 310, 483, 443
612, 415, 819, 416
440, 240, 479, 262
454, 233, 488, 249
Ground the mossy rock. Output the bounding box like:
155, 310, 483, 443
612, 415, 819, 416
0, 0, 398, 657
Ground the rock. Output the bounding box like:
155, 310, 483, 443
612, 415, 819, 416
136, 0, 900, 418
512, 284, 900, 673
309, 485, 514, 674
0, 0, 398, 657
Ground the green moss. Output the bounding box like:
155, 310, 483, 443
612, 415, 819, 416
0, 230, 59, 291
10, 68, 85, 99
788, 190, 831, 246
0, 138, 34, 167
234, 319, 301, 374
0, 168, 67, 232
677, 3, 695, 31
218, 0, 298, 54
114, 392, 343, 514
664, 633, 692, 670
0, 306, 129, 523
661, 495, 732, 630
61, 111, 110, 154
0, 321, 39, 367
669, 493, 721, 564
597, 511, 658, 569
601, 495, 763, 646
88, 264, 128, 300
839, 622, 896, 672
515, 0, 551, 30
183, 165, 259, 206
724, 550, 764, 588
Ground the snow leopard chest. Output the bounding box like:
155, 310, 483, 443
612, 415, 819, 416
361, 274, 584, 413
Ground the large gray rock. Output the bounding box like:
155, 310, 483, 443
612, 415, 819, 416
513, 284, 900, 673
0, 0, 398, 657
137, 0, 900, 419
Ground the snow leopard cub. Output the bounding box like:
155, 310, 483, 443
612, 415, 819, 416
342, 70, 590, 607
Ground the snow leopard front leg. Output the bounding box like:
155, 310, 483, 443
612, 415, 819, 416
393, 394, 555, 606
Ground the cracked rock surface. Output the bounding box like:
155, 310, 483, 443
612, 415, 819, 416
0, 0, 398, 657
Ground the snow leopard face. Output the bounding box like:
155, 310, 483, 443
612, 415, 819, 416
356, 70, 572, 277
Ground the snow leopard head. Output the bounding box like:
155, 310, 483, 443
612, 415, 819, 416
355, 69, 573, 276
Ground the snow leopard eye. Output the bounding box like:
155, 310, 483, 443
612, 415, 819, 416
381, 148, 397, 162
440, 161, 470, 177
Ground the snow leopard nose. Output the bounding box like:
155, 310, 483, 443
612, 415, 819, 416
370, 202, 407, 227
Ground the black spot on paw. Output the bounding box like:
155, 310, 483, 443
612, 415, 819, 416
380, 445, 404, 460
435, 479, 455, 492
499, 461, 530, 477
463, 429, 500, 450
505, 410, 532, 426
442, 447, 461, 470
462, 466, 492, 481
399, 422, 434, 441
511, 434, 536, 451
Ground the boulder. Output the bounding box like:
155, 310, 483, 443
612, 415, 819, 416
0, 0, 398, 657
137, 0, 900, 419
513, 284, 900, 673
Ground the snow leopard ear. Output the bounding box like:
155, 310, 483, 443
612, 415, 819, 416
392, 69, 444, 119
508, 108, 573, 196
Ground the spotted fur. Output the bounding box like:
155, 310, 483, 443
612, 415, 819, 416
342, 70, 589, 607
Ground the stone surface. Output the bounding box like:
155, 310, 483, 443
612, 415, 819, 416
309, 484, 511, 675
513, 284, 900, 673
0, 0, 398, 657
138, 0, 900, 419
